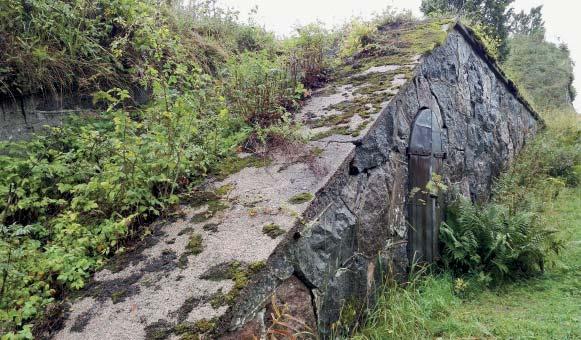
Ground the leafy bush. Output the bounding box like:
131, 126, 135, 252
339, 20, 377, 58
223, 52, 299, 127
0, 60, 250, 335
282, 23, 335, 88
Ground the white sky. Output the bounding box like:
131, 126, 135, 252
217, 0, 580, 112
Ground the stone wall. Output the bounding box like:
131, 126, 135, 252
222, 26, 539, 338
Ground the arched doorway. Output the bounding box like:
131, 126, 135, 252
407, 108, 445, 263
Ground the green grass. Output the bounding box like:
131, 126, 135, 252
355, 185, 581, 339
435, 186, 581, 339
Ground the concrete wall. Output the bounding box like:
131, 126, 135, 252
0, 94, 92, 141
223, 27, 539, 338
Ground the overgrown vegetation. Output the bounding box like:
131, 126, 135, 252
504, 36, 577, 113
0, 0, 577, 338
0, 0, 337, 336
439, 112, 579, 282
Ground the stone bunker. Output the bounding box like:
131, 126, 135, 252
52, 20, 540, 339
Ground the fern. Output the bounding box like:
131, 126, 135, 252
439, 197, 563, 283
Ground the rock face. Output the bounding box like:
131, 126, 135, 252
53, 22, 539, 340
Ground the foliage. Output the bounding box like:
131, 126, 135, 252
440, 198, 562, 281
503, 36, 577, 113
223, 51, 299, 127
282, 23, 335, 88
353, 272, 458, 340
339, 20, 377, 59
509, 5, 545, 39
0, 0, 193, 97
0, 62, 247, 334
441, 110, 579, 284
0, 1, 336, 334
421, 0, 514, 60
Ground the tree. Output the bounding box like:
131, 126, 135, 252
509, 5, 545, 40
420, 0, 514, 60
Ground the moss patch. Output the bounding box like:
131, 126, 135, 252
214, 155, 272, 180
202, 261, 266, 309
262, 223, 286, 239
289, 192, 314, 204
351, 120, 370, 137
310, 126, 351, 141
202, 223, 219, 233
190, 200, 228, 224
110, 290, 128, 304
178, 253, 189, 269
144, 320, 174, 340
184, 190, 220, 208
187, 234, 204, 255
215, 183, 235, 197
144, 317, 217, 340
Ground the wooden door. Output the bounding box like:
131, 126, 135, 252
408, 109, 444, 263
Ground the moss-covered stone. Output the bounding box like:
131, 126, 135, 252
262, 223, 286, 239
289, 192, 314, 204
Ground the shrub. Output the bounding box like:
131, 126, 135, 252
0, 61, 248, 334
441, 110, 579, 284
503, 35, 577, 113
223, 51, 299, 127
339, 20, 377, 58
282, 23, 335, 88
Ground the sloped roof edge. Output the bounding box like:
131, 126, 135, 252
452, 22, 544, 125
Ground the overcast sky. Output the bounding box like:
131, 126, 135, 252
217, 0, 580, 112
